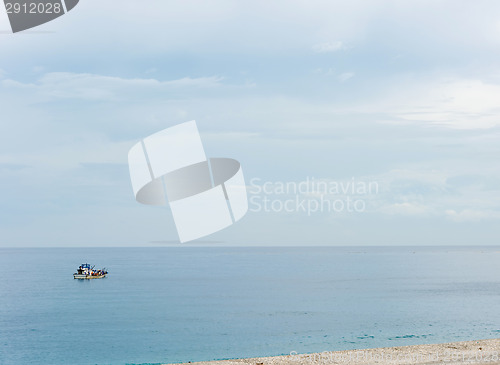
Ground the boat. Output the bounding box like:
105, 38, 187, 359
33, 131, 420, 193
73, 263, 108, 279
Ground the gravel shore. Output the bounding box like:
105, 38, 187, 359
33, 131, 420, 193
166, 338, 500, 365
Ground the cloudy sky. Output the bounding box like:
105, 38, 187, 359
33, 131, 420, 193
0, 0, 499, 247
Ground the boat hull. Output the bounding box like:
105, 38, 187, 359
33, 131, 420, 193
73, 274, 106, 279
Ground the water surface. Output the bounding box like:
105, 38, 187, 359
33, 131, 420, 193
1, 246, 499, 364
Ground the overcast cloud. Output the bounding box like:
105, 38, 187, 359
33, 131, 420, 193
0, 0, 499, 246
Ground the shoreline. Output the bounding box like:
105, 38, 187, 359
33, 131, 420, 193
166, 339, 500, 365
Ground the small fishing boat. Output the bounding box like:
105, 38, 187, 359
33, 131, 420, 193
73, 263, 108, 279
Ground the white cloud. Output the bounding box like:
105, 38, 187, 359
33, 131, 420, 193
312, 41, 345, 53
2, 1, 500, 246
379, 202, 431, 216
445, 209, 500, 222
1, 72, 225, 101
368, 167, 500, 221
364, 78, 500, 130
345, 77, 500, 130
0, 72, 233, 180
338, 72, 355, 82
242, 165, 500, 223
395, 79, 500, 129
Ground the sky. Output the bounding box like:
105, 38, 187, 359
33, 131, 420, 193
0, 0, 499, 247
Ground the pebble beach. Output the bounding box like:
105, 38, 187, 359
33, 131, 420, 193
168, 339, 500, 365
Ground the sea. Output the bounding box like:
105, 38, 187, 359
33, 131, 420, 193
1, 246, 499, 365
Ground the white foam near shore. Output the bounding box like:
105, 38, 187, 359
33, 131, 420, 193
167, 339, 500, 365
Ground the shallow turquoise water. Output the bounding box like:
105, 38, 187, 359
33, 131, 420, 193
0, 246, 499, 364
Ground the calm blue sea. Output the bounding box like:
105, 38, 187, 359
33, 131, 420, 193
1, 246, 499, 365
